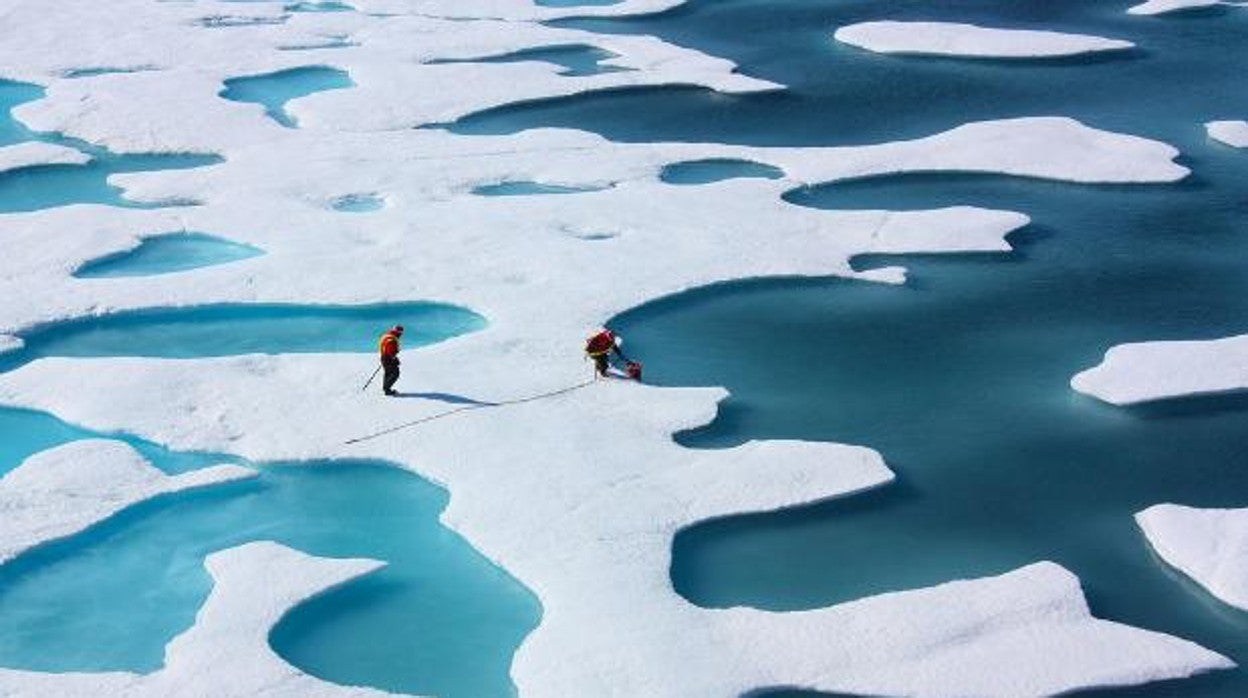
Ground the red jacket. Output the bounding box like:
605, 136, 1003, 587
585, 330, 615, 357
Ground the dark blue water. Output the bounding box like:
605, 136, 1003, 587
219, 67, 353, 128
0, 460, 540, 698
0, 301, 484, 374
431, 0, 1248, 694
660, 158, 785, 184
454, 0, 1247, 149
431, 45, 630, 77
73, 232, 264, 278
0, 80, 221, 212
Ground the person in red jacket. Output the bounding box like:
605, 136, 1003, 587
585, 328, 641, 379
378, 325, 404, 396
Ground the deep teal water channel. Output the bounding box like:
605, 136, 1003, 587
451, 0, 1248, 695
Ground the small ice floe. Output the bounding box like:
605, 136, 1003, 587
833, 21, 1135, 59
1206, 120, 1248, 148
1137, 504, 1248, 611
1129, 0, 1225, 15
1071, 333, 1248, 405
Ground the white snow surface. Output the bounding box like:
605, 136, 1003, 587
1071, 334, 1248, 404
0, 439, 254, 564
1207, 120, 1248, 147
0, 142, 90, 175
834, 21, 1134, 58
1137, 505, 1248, 611
0, 354, 1233, 695
0, 541, 397, 697
0, 0, 1229, 695
1128, 0, 1225, 15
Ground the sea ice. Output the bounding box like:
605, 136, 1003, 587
1137, 504, 1248, 611
1207, 120, 1248, 147
1071, 334, 1248, 405
0, 142, 89, 175
0, 0, 1231, 695
0, 353, 1232, 696
0, 439, 254, 564
834, 21, 1134, 59
1128, 0, 1225, 15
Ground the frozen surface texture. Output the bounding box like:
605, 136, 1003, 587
834, 21, 1134, 58
1071, 334, 1248, 405
1207, 120, 1248, 147
0, 439, 253, 564
0, 142, 89, 174
0, 355, 1233, 696
0, 541, 398, 697
1137, 505, 1248, 611
0, 0, 1230, 695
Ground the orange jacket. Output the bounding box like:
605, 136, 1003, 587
379, 331, 401, 358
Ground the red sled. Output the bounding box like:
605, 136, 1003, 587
625, 361, 643, 381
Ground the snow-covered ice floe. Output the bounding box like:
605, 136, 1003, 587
1071, 334, 1248, 405
0, 439, 254, 564
1129, 0, 1226, 15
0, 354, 1234, 695
0, 142, 90, 175
0, 541, 396, 697
0, 0, 1231, 694
833, 21, 1134, 59
1207, 120, 1248, 148
1137, 504, 1248, 611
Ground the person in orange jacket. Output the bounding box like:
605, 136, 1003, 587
379, 325, 404, 396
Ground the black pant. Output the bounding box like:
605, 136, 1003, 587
381, 356, 400, 393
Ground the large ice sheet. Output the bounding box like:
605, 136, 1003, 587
1071, 334, 1248, 405
0, 541, 398, 697
0, 439, 254, 564
834, 21, 1134, 58
0, 0, 1229, 694
0, 353, 1233, 696
1137, 504, 1248, 611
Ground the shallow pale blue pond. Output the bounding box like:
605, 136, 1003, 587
330, 192, 385, 211
0, 460, 540, 698
0, 80, 220, 212
219, 66, 353, 128
0, 301, 485, 374
73, 232, 264, 278
0, 299, 518, 696
660, 158, 784, 185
